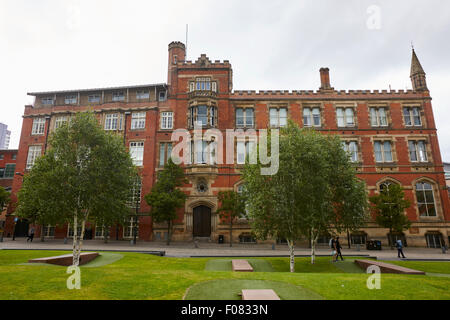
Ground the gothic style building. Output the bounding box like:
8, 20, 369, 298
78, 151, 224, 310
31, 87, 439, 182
5, 42, 450, 248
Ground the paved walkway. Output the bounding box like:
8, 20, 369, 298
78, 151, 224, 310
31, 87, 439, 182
1, 238, 449, 261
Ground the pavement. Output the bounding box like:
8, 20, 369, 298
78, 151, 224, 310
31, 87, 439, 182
1, 237, 449, 261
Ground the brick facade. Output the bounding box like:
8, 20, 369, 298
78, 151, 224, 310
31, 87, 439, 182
5, 42, 450, 247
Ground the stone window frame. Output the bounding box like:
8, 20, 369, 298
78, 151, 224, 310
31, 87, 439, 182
187, 99, 218, 129
158, 141, 173, 167
372, 137, 397, 164
268, 104, 289, 128
234, 105, 255, 129
129, 141, 145, 167
53, 114, 70, 131
130, 112, 146, 131
103, 113, 124, 131
407, 136, 431, 164
412, 178, 441, 219
334, 103, 358, 128
189, 77, 218, 93
301, 103, 323, 128
26, 144, 43, 170
402, 103, 424, 128
368, 104, 391, 128
341, 137, 362, 164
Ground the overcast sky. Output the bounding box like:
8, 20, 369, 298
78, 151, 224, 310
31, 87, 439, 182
1, 0, 450, 160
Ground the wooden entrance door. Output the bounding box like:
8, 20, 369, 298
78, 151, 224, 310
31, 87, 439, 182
193, 206, 211, 237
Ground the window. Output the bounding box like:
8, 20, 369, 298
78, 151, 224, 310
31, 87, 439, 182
65, 95, 77, 105
379, 180, 396, 193
416, 182, 436, 217
41, 97, 54, 105
95, 225, 108, 239
26, 146, 42, 170
0, 155, 3, 160
192, 78, 216, 92
159, 142, 173, 167
159, 91, 167, 101
239, 234, 256, 244
351, 233, 367, 245
236, 108, 254, 128
303, 107, 321, 127
123, 217, 139, 239
67, 225, 82, 238
136, 90, 149, 100
130, 142, 144, 166
128, 177, 142, 208
189, 106, 217, 128
161, 112, 173, 130
342, 141, 359, 162
374, 141, 393, 163
426, 233, 443, 248
12, 154, 16, 160
43, 225, 55, 237
191, 140, 214, 165
55, 116, 69, 129
32, 118, 46, 135
131, 112, 146, 130
409, 141, 428, 162
370, 107, 388, 127
269, 108, 287, 127
112, 91, 125, 102
104, 113, 123, 131
237, 141, 256, 165
403, 107, 422, 126
336, 108, 355, 127
88, 94, 101, 103
4, 164, 15, 178
0, 168, 4, 178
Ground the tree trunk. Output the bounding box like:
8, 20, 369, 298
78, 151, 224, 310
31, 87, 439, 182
72, 216, 79, 266
40, 224, 45, 242
347, 229, 351, 249
166, 220, 172, 246
310, 230, 317, 265
229, 220, 233, 248
287, 240, 295, 273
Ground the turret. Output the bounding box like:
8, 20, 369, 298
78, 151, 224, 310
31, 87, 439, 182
410, 49, 428, 92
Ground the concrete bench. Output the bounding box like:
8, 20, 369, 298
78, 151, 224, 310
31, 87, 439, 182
29, 252, 99, 266
355, 259, 425, 275
232, 260, 254, 272
242, 289, 281, 300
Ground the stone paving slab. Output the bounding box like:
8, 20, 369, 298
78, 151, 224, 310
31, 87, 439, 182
232, 259, 254, 272
242, 289, 280, 300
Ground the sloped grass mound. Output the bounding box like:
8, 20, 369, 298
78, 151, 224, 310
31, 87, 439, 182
184, 279, 323, 300
205, 259, 274, 272
18, 252, 123, 268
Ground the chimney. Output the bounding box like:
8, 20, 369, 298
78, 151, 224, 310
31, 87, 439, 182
319, 68, 332, 90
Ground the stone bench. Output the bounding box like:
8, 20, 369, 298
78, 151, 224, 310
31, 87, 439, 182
29, 252, 99, 266
242, 289, 281, 300
355, 259, 425, 275
232, 260, 254, 272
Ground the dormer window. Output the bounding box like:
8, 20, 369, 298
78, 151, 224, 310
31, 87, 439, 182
112, 91, 125, 102
65, 95, 77, 105
41, 97, 54, 105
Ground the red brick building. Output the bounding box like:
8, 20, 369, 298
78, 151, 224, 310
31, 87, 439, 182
1, 149, 17, 236
5, 42, 450, 248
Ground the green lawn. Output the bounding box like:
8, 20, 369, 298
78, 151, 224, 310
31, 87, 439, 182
0, 250, 449, 300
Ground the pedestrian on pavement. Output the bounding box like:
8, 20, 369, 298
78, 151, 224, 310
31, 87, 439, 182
396, 239, 406, 258
336, 236, 344, 261
26, 227, 35, 243
330, 236, 338, 262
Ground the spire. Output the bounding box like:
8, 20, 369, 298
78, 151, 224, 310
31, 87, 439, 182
410, 49, 428, 92
410, 49, 425, 77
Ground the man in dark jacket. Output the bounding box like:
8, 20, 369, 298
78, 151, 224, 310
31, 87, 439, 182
336, 236, 344, 261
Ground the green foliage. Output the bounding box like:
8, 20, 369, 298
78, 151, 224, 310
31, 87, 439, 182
16, 111, 136, 234
0, 186, 10, 210
145, 159, 187, 244
217, 190, 246, 222
242, 121, 369, 267
369, 183, 412, 234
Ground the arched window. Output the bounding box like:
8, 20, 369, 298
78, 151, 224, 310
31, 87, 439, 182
379, 180, 397, 193
416, 181, 437, 217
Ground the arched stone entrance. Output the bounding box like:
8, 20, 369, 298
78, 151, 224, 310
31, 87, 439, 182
193, 205, 212, 237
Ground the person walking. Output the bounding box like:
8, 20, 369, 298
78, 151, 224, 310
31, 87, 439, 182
330, 236, 338, 262
336, 236, 344, 261
396, 239, 406, 259
26, 227, 35, 243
